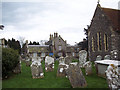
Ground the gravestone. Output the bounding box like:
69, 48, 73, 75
84, 61, 92, 75
105, 64, 120, 89
64, 56, 72, 65
110, 50, 118, 60
96, 55, 102, 61
57, 57, 69, 77
79, 50, 87, 67
104, 55, 110, 60
67, 62, 87, 88
13, 57, 21, 74
45, 56, 54, 72
25, 58, 31, 67
57, 63, 69, 77
31, 61, 44, 79
59, 56, 65, 64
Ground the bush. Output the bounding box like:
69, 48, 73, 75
2, 48, 19, 79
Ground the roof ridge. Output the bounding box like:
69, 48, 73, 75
101, 7, 120, 11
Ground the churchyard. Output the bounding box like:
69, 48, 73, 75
2, 58, 108, 88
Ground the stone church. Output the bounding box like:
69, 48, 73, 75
88, 4, 120, 61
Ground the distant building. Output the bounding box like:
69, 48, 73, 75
25, 32, 80, 58
88, 4, 120, 61
28, 45, 49, 59
49, 32, 67, 57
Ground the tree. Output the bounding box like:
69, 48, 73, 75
7, 38, 21, 54
28, 41, 32, 45
84, 25, 89, 40
18, 36, 25, 48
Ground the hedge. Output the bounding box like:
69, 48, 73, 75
2, 48, 19, 79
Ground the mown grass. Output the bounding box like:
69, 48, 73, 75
2, 60, 108, 88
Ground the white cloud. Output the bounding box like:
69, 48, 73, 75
1, 0, 119, 45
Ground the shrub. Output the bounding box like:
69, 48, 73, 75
2, 48, 19, 79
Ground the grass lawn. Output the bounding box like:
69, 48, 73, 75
2, 60, 108, 88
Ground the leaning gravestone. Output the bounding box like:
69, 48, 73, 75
96, 55, 102, 61
104, 55, 110, 60
67, 62, 87, 88
31, 61, 44, 79
79, 50, 87, 67
84, 61, 92, 75
45, 56, 54, 72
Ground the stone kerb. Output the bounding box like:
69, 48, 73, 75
45, 56, 54, 72
79, 50, 87, 68
31, 61, 44, 79
67, 62, 87, 88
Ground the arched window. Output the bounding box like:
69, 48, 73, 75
92, 37, 95, 52
104, 34, 108, 51
97, 32, 102, 51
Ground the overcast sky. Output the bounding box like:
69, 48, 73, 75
0, 0, 119, 45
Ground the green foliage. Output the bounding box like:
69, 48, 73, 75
2, 48, 19, 79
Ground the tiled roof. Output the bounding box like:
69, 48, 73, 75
102, 7, 120, 32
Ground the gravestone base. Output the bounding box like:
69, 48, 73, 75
85, 67, 92, 75
25, 60, 31, 67
45, 63, 54, 72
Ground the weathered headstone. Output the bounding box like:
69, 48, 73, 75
57, 63, 69, 77
110, 50, 118, 60
104, 55, 110, 60
79, 50, 87, 67
57, 57, 69, 77
13, 61, 21, 74
45, 56, 54, 72
31, 61, 44, 79
13, 56, 21, 74
25, 59, 31, 66
59, 56, 65, 64
84, 61, 92, 75
96, 55, 102, 61
64, 56, 72, 65
67, 62, 87, 88
105, 64, 120, 89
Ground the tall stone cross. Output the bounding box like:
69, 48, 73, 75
97, 0, 100, 4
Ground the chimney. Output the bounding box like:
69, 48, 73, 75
49, 34, 52, 40
56, 32, 58, 37
51, 34, 53, 40
26, 40, 28, 45
54, 32, 56, 38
